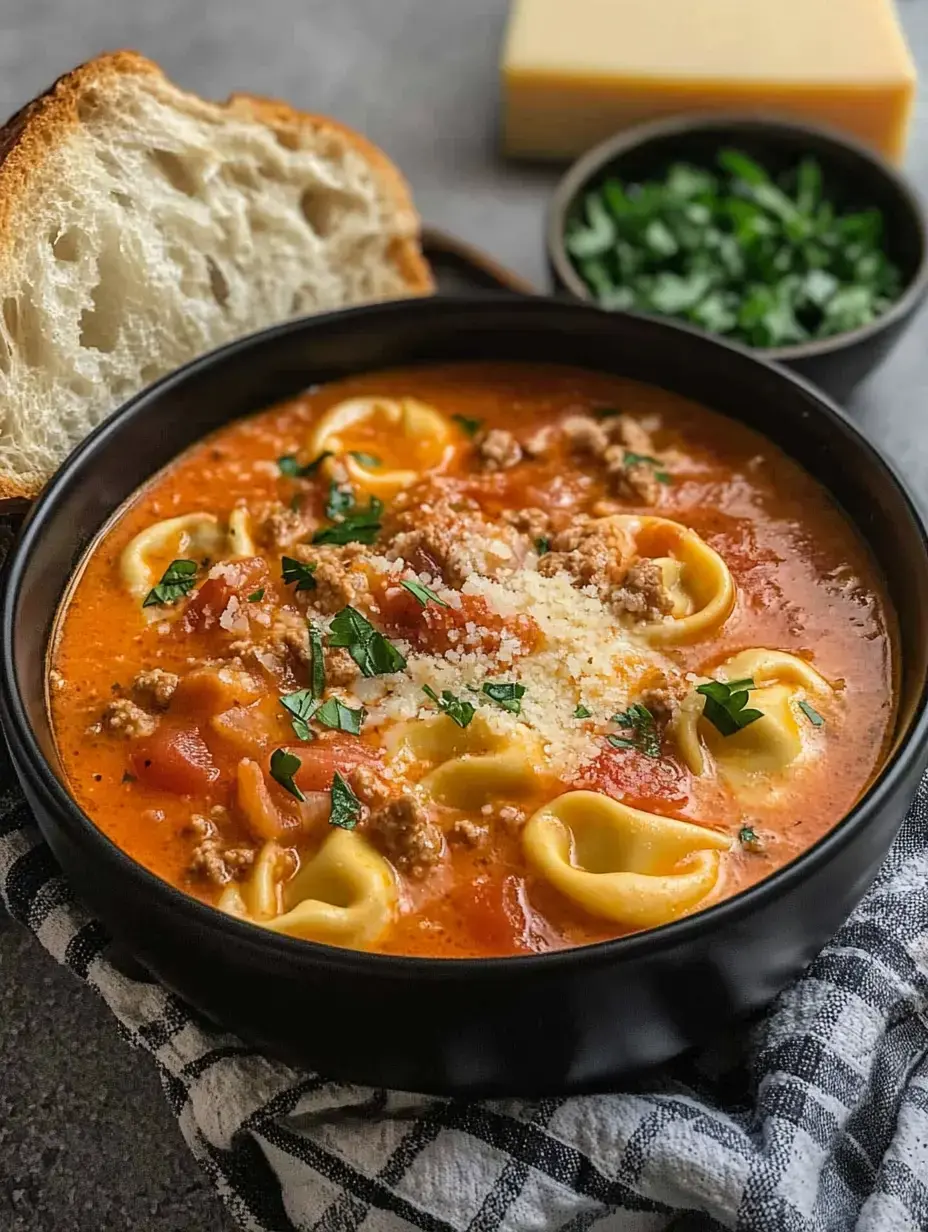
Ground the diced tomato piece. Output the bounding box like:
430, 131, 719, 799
133, 724, 220, 794
376, 585, 539, 656
278, 736, 381, 793
183, 557, 270, 632
448, 873, 532, 956
581, 746, 691, 813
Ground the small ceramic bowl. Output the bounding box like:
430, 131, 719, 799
547, 115, 928, 401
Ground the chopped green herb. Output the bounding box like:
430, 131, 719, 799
592, 407, 621, 420
315, 696, 366, 736
246, 588, 265, 603
312, 490, 383, 546
329, 606, 407, 677
696, 678, 764, 737
482, 681, 526, 715
401, 578, 449, 608
279, 689, 317, 741
623, 451, 671, 484
325, 482, 355, 521
281, 556, 317, 592
309, 623, 325, 700
798, 699, 825, 727
142, 559, 198, 608
269, 748, 305, 801
121, 771, 137, 784
329, 771, 362, 829
451, 414, 483, 438
349, 451, 382, 468
573, 704, 593, 719
611, 703, 660, 758
534, 537, 550, 556
422, 684, 475, 728
738, 825, 763, 851
565, 150, 903, 348
277, 450, 333, 478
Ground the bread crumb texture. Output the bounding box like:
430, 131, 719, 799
0, 52, 431, 500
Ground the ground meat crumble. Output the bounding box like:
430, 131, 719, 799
188, 813, 255, 886
131, 668, 179, 709
385, 480, 528, 585
365, 794, 443, 878
561, 412, 665, 505
612, 559, 675, 621
255, 501, 316, 551
101, 698, 157, 739
477, 428, 523, 471
292, 542, 369, 614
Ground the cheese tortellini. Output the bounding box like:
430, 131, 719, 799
120, 509, 256, 601
675, 649, 833, 796
606, 515, 735, 644
219, 829, 397, 948
388, 714, 545, 809
307, 396, 453, 497
524, 791, 730, 929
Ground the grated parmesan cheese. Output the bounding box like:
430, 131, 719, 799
361, 567, 675, 777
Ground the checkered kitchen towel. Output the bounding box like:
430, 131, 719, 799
4, 720, 928, 1232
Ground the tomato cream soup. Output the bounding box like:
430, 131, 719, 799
49, 364, 896, 957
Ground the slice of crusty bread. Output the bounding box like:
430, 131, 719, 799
0, 51, 433, 503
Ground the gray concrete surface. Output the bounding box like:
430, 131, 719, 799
2, 1, 928, 1228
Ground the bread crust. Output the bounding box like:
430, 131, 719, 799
0, 52, 433, 503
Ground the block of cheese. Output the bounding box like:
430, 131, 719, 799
502, 0, 916, 163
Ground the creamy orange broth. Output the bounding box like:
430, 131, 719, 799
49, 363, 896, 957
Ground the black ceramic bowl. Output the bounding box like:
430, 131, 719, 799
547, 115, 928, 401
4, 296, 928, 1096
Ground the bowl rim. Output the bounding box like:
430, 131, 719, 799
546, 111, 928, 363
3, 293, 928, 980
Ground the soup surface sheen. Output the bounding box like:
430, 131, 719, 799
50, 363, 896, 957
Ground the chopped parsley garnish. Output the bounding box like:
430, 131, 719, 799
592, 407, 621, 420
325, 481, 355, 521
422, 684, 475, 728
269, 748, 305, 801
609, 703, 660, 758
349, 450, 382, 468
482, 681, 526, 715
277, 450, 333, 477
565, 150, 902, 347
315, 696, 366, 736
534, 537, 550, 556
573, 704, 593, 719
281, 556, 317, 592
312, 488, 384, 546
309, 623, 325, 699
279, 689, 317, 741
451, 414, 483, 437
329, 771, 361, 829
246, 588, 265, 602
739, 825, 763, 851
401, 579, 449, 608
696, 677, 763, 737
142, 559, 198, 608
329, 605, 407, 677
798, 699, 824, 727
623, 451, 671, 484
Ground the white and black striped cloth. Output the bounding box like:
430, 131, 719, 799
3, 732, 928, 1232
